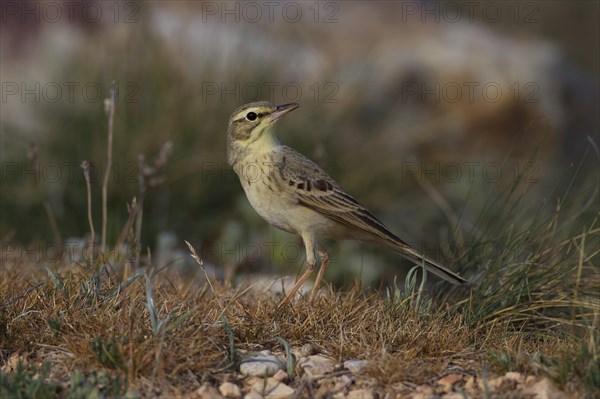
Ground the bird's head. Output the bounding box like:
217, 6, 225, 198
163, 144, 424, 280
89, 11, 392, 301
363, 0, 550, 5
227, 102, 299, 161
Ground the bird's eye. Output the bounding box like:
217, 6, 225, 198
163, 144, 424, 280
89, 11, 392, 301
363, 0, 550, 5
246, 112, 258, 121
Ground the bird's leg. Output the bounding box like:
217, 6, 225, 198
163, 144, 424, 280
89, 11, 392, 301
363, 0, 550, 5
279, 233, 317, 306
310, 248, 329, 301
279, 261, 315, 306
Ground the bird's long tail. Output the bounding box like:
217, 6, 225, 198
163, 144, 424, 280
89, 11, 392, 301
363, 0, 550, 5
389, 241, 468, 285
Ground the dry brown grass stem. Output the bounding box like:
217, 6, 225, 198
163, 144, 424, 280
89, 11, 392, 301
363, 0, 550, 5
185, 240, 224, 312
101, 85, 117, 251
80, 160, 95, 257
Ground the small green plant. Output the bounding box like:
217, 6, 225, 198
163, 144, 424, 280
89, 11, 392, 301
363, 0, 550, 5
274, 337, 296, 376
46, 267, 68, 298
145, 275, 168, 337
107, 272, 143, 302
78, 266, 107, 306
47, 315, 62, 337
145, 274, 196, 338
405, 260, 429, 311
386, 260, 431, 313
221, 315, 238, 367
90, 336, 126, 371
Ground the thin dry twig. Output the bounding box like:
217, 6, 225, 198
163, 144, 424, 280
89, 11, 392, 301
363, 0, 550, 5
114, 197, 141, 258
185, 240, 223, 311
101, 84, 117, 251
81, 161, 95, 254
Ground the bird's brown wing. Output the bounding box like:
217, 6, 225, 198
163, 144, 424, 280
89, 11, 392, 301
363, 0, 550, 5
278, 146, 409, 247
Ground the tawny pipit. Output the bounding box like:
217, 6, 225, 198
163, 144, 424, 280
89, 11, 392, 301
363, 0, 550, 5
227, 101, 467, 304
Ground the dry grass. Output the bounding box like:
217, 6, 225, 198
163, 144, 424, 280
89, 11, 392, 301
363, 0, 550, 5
1, 250, 597, 397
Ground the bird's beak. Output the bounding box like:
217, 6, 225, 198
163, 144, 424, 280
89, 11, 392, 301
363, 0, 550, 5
268, 103, 299, 121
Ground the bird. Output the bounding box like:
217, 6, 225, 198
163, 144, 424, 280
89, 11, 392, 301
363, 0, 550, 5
226, 101, 467, 304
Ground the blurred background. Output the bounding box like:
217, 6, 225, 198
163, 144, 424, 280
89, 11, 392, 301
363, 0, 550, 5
1, 1, 598, 287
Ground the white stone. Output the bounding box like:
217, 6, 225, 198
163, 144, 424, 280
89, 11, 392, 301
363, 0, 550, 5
265, 382, 294, 399
298, 354, 335, 377
250, 378, 294, 399
219, 382, 242, 398
240, 351, 286, 377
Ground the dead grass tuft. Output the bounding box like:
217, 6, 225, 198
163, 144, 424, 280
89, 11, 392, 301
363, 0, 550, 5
1, 254, 597, 397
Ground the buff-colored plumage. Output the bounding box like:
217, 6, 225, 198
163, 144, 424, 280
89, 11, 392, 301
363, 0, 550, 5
226, 101, 467, 304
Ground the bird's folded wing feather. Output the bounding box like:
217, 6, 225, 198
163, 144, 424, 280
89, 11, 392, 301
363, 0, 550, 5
278, 146, 409, 248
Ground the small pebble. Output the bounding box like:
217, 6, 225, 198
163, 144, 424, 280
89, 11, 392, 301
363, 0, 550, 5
272, 369, 289, 382
298, 354, 335, 377
299, 343, 315, 357
219, 382, 241, 398
240, 351, 286, 377
437, 373, 463, 391
265, 382, 294, 399
347, 388, 375, 399
244, 390, 263, 399
343, 360, 368, 374
196, 383, 224, 399
504, 371, 525, 382
250, 378, 294, 399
